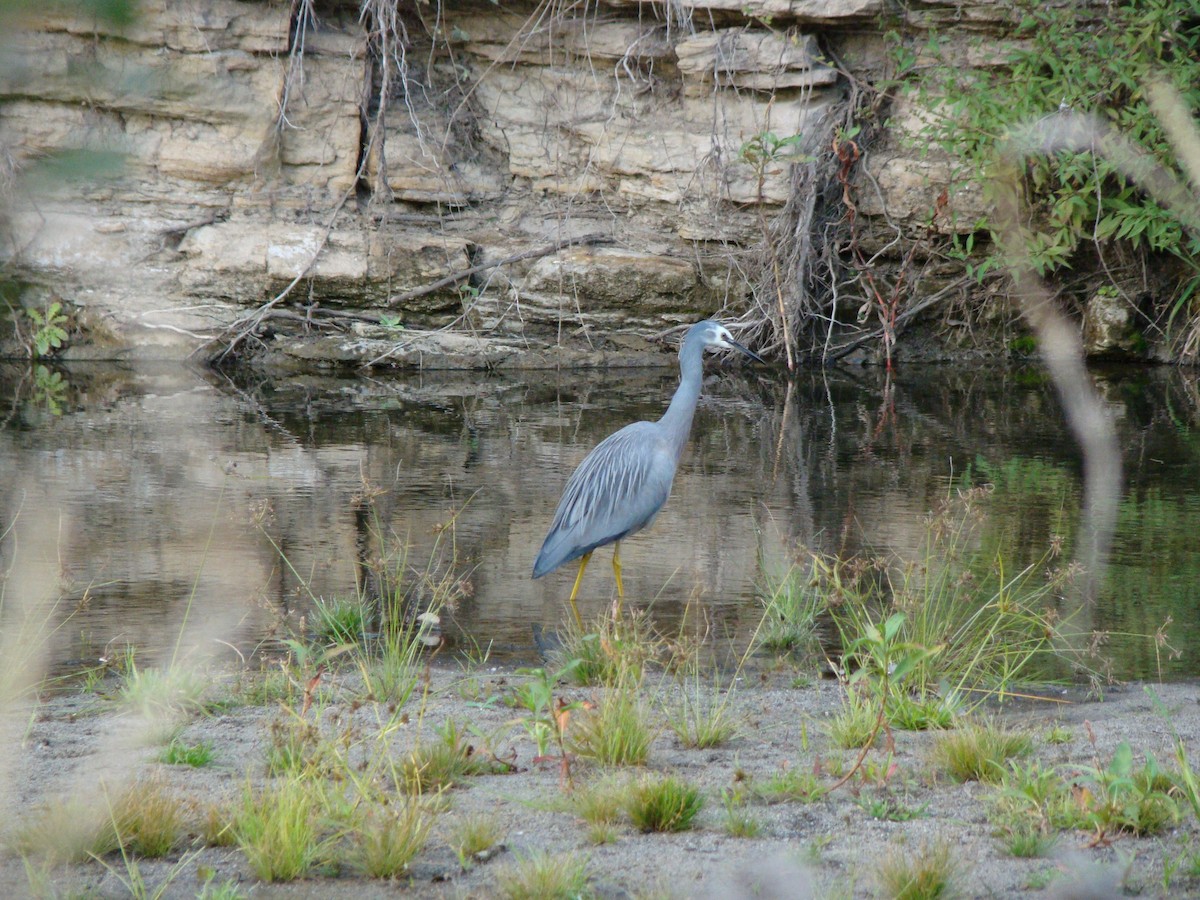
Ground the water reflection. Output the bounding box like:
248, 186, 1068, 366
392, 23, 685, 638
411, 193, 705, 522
1, 360, 1198, 679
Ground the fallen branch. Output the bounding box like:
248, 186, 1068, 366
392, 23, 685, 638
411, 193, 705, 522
383, 232, 613, 307
199, 187, 356, 364
823, 275, 971, 362
204, 231, 614, 362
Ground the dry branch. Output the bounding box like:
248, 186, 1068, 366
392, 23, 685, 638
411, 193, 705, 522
384, 232, 613, 307
204, 231, 615, 362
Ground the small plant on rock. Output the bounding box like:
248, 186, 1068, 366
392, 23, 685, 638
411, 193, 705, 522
24, 300, 69, 358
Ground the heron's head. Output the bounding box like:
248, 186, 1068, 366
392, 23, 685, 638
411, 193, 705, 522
684, 320, 766, 364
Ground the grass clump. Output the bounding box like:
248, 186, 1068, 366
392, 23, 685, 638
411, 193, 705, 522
751, 767, 826, 804
118, 650, 210, 729
572, 775, 629, 825
931, 720, 1032, 783
756, 561, 825, 654
555, 611, 660, 687
1082, 742, 1181, 837
988, 759, 1088, 847
875, 841, 958, 900
109, 777, 185, 858
887, 693, 957, 732
401, 719, 491, 793
720, 788, 762, 837
496, 849, 592, 900
198, 801, 238, 848
313, 597, 368, 645
990, 744, 1182, 845
349, 802, 432, 878
197, 877, 246, 900
225, 663, 298, 707
827, 687, 882, 750
858, 792, 927, 822
158, 735, 214, 767
570, 775, 629, 844
665, 678, 740, 750
233, 777, 325, 882
1002, 825, 1058, 859
571, 679, 654, 767
358, 615, 437, 706
265, 716, 328, 776
823, 490, 1093, 720
448, 812, 505, 869
626, 774, 704, 833
11, 796, 119, 864
1045, 724, 1073, 745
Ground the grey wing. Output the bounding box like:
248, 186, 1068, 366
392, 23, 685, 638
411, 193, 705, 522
532, 422, 676, 578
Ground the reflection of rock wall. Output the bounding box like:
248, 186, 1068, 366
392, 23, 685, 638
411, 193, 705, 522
1, 0, 1001, 362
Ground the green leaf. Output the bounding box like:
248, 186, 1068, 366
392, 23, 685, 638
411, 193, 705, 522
1108, 741, 1134, 779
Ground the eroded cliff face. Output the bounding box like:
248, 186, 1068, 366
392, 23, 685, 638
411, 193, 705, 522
0, 0, 1000, 367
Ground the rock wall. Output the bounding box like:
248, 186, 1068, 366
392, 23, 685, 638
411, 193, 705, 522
0, 0, 1004, 366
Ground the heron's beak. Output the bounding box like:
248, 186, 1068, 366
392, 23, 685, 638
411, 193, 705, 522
727, 338, 766, 365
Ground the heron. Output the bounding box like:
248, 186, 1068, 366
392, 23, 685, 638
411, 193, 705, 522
532, 320, 765, 627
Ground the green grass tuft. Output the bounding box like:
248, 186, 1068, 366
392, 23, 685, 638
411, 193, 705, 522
312, 597, 369, 645
110, 777, 185, 858
875, 840, 958, 900
496, 849, 592, 900
751, 767, 826, 804
401, 719, 492, 794
448, 812, 505, 869
571, 675, 654, 766
233, 777, 324, 882
627, 774, 704, 833
756, 562, 825, 654
11, 796, 119, 864
931, 720, 1032, 783
349, 802, 432, 878
720, 788, 762, 837
158, 736, 214, 767
555, 611, 661, 687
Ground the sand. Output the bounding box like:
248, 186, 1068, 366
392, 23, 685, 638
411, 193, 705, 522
2, 660, 1199, 899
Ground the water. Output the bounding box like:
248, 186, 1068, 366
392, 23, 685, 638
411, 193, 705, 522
2, 360, 1199, 680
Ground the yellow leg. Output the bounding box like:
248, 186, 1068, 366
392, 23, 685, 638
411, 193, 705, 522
567, 552, 592, 630
612, 542, 624, 619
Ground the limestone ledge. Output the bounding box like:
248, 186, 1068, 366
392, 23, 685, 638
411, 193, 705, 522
0, 0, 1019, 364
267, 329, 675, 372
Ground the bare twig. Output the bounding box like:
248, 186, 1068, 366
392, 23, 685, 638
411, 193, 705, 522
824, 276, 971, 362
384, 232, 613, 307
199, 181, 355, 363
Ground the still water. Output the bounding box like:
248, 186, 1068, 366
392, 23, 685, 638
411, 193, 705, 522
2, 360, 1199, 680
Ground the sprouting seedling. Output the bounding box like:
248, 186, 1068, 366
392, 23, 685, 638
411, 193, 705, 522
510, 661, 586, 788
827, 612, 940, 793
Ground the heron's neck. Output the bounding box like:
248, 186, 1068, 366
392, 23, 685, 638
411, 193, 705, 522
658, 350, 703, 460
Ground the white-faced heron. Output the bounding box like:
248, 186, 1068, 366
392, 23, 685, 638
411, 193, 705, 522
532, 320, 765, 626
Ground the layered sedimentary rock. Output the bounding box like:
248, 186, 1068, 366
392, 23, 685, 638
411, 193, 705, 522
0, 0, 999, 364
